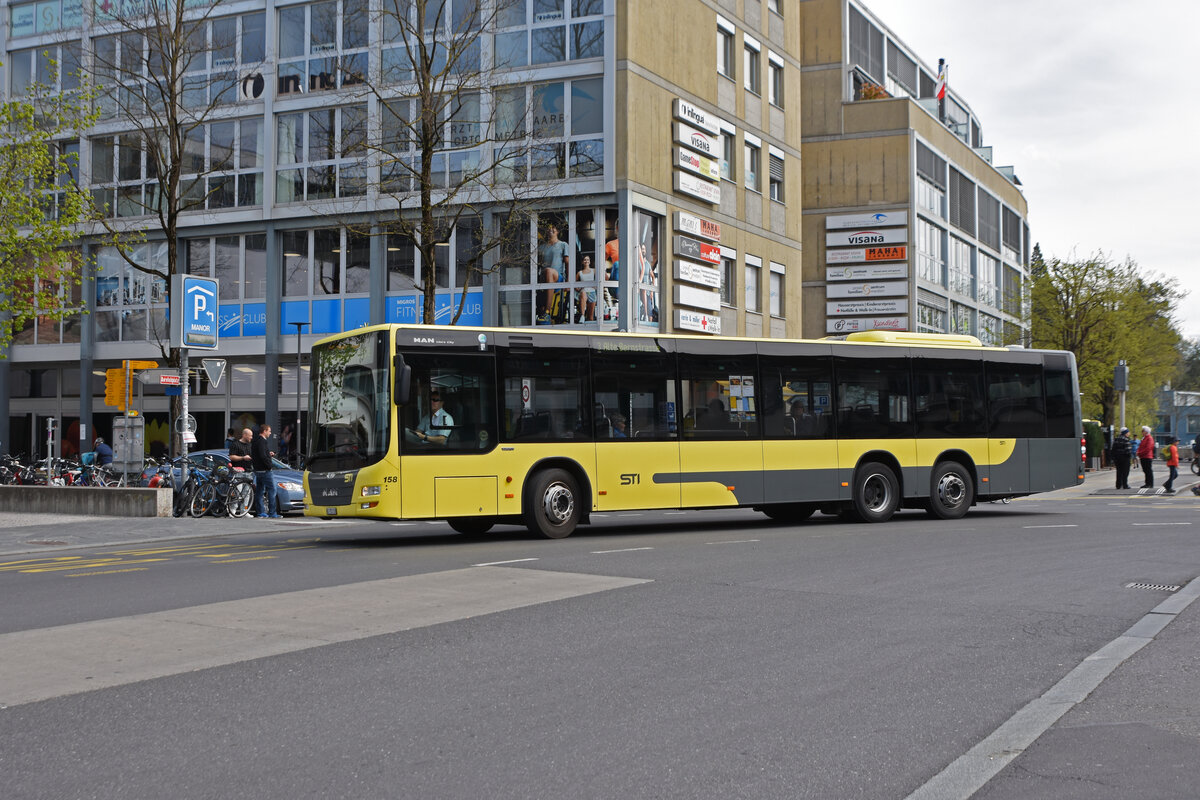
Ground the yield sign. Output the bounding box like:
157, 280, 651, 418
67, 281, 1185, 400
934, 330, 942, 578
201, 358, 226, 388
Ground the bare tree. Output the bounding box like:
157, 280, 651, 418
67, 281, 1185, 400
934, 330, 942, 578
350, 0, 568, 324
87, 0, 265, 450
88, 0, 265, 346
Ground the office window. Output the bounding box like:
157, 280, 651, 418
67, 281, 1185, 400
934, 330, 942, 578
917, 176, 944, 219
745, 258, 761, 312
717, 26, 735, 79
978, 252, 999, 307
768, 153, 784, 202
721, 129, 735, 181
948, 167, 976, 236
744, 141, 760, 192
768, 0, 782, 15
978, 313, 1000, 346
768, 58, 784, 107
277, 0, 366, 97
744, 43, 760, 94
848, 4, 883, 84
978, 191, 1000, 252
917, 302, 946, 333
769, 263, 784, 317
950, 302, 972, 336
948, 237, 972, 297
276, 105, 368, 202
720, 256, 735, 305
917, 217, 944, 285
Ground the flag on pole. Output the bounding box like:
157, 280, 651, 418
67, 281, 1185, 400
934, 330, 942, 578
935, 60, 947, 101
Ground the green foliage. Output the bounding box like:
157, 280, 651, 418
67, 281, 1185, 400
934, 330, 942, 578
1083, 419, 1104, 457
0, 67, 97, 355
1031, 250, 1183, 427
1176, 338, 1200, 390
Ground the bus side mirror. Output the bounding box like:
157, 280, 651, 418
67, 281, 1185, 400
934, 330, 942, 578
393, 355, 411, 405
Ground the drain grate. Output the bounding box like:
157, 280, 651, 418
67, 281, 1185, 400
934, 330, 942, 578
1125, 582, 1181, 592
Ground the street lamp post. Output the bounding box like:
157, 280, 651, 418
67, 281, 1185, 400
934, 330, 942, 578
290, 321, 308, 467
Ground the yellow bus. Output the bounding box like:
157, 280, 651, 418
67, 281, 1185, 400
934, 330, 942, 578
303, 325, 1083, 537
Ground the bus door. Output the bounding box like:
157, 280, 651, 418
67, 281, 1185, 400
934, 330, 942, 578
592, 346, 680, 511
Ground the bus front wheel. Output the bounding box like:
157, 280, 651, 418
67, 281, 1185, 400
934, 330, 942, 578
524, 469, 581, 539
853, 462, 900, 523
928, 461, 973, 520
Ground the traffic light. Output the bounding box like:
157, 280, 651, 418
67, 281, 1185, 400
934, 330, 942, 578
104, 368, 127, 410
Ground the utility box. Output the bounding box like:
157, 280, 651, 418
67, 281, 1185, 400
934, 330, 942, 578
113, 416, 145, 476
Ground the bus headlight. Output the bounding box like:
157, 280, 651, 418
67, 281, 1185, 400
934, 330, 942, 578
361, 485, 382, 497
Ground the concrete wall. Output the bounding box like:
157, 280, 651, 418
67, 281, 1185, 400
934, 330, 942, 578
0, 486, 173, 517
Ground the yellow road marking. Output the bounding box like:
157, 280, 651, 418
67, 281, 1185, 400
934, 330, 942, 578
66, 568, 150, 578
211, 556, 279, 564
18, 558, 169, 573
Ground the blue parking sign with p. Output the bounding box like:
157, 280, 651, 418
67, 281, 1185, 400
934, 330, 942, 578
171, 275, 219, 350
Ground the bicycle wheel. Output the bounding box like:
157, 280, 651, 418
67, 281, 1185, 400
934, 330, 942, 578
190, 482, 216, 518
1192, 458, 1199, 476
228, 481, 254, 518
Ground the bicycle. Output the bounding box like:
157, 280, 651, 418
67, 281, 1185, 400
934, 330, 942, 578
189, 455, 254, 518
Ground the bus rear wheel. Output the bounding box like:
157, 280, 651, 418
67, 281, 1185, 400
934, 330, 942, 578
524, 468, 582, 539
853, 462, 900, 523
928, 461, 973, 520
448, 517, 495, 535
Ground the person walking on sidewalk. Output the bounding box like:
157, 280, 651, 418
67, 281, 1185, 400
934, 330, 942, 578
1136, 425, 1157, 488
1163, 436, 1179, 493
1111, 427, 1133, 489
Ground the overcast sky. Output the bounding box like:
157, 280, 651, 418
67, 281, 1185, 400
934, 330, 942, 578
858, 0, 1200, 341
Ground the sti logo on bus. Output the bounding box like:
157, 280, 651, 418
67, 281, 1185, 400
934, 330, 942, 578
620, 473, 640, 485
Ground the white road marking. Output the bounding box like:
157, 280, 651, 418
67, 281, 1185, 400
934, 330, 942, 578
472, 558, 540, 567
0, 567, 649, 708
1131, 522, 1192, 527
591, 547, 655, 554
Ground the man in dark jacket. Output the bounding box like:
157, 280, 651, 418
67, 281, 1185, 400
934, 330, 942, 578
1111, 427, 1132, 490
251, 424, 280, 518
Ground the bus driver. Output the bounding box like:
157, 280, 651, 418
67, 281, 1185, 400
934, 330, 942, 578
407, 391, 454, 445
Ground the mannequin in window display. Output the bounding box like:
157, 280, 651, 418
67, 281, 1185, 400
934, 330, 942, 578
536, 222, 569, 324
636, 243, 659, 323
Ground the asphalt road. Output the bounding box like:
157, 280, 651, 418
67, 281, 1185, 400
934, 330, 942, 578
2, 471, 1198, 799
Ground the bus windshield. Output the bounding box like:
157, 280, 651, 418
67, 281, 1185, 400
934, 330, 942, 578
308, 330, 390, 472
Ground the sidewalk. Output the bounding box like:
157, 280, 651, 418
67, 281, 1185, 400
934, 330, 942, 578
1084, 460, 1199, 497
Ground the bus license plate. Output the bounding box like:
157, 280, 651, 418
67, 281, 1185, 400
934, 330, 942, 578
326, 507, 338, 515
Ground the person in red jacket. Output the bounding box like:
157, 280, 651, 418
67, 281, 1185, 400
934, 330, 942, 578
1136, 425, 1156, 488
1163, 436, 1179, 493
